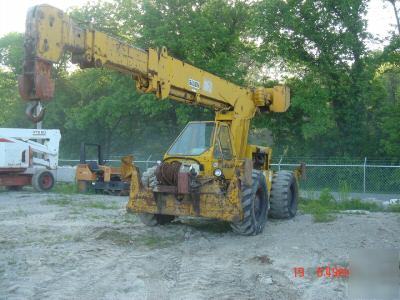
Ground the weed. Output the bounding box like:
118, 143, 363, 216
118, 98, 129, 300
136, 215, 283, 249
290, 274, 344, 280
43, 197, 119, 210
121, 213, 137, 224
83, 201, 119, 210
44, 198, 71, 206
319, 188, 336, 205
52, 183, 78, 194
15, 206, 28, 217
387, 204, 400, 213
336, 198, 381, 211
313, 210, 337, 222
142, 236, 161, 247
69, 207, 81, 215
299, 195, 336, 223
95, 229, 180, 248
338, 181, 351, 201
8, 257, 17, 265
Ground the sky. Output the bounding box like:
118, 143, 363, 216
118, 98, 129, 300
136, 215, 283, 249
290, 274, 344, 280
0, 0, 397, 48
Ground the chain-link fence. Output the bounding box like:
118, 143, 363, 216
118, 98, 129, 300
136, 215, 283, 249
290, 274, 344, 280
271, 157, 400, 194
59, 156, 400, 195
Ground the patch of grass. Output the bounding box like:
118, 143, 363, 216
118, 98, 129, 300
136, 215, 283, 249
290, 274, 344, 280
300, 189, 336, 222
43, 197, 119, 210
142, 235, 162, 247
336, 198, 381, 211
387, 204, 400, 212
121, 213, 137, 224
8, 257, 17, 265
15, 206, 28, 217
82, 200, 119, 210
300, 188, 387, 223
313, 210, 337, 222
185, 219, 231, 233
52, 183, 78, 194
44, 198, 71, 206
95, 229, 181, 248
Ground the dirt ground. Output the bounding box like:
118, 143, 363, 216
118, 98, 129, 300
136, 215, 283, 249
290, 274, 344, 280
0, 191, 399, 300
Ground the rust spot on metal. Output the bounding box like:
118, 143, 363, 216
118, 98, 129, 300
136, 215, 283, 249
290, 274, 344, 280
156, 161, 181, 185
34, 60, 54, 100
18, 74, 32, 101
177, 171, 190, 194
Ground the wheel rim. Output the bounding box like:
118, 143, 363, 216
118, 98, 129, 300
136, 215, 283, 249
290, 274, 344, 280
41, 174, 53, 189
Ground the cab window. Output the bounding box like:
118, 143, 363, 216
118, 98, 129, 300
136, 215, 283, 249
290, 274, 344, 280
167, 122, 215, 156
214, 125, 233, 160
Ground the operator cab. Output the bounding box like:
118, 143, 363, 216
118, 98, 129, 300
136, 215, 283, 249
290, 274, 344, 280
164, 121, 235, 179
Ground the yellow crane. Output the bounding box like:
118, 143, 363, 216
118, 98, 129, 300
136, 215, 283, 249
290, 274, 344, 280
19, 4, 303, 235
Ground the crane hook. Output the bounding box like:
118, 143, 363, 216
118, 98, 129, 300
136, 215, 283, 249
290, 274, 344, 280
25, 101, 46, 123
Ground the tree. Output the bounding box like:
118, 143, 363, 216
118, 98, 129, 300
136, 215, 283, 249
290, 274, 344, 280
253, 0, 374, 156
0, 33, 31, 129
386, 0, 400, 34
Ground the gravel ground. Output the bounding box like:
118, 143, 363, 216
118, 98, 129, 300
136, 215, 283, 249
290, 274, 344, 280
0, 191, 399, 300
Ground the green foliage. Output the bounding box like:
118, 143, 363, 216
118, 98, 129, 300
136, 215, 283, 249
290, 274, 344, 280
0, 32, 24, 74
300, 189, 336, 222
138, 0, 254, 84
380, 103, 400, 156
0, 33, 32, 129
52, 183, 78, 194
253, 0, 375, 156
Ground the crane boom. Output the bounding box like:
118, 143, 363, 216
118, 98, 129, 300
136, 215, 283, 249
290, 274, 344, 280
19, 4, 290, 158
19, 5, 289, 113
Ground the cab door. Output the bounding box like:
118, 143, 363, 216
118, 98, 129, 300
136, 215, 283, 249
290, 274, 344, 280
213, 123, 235, 179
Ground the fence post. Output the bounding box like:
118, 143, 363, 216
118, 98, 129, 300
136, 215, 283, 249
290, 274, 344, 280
146, 154, 152, 170
363, 157, 367, 193
278, 156, 283, 171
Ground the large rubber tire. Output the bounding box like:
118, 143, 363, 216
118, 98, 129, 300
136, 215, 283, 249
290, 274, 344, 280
269, 170, 298, 219
230, 170, 269, 236
32, 170, 55, 192
138, 166, 175, 226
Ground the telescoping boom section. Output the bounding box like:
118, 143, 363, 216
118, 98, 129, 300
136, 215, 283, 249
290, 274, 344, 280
20, 4, 301, 236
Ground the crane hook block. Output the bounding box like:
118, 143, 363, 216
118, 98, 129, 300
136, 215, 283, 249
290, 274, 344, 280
25, 101, 46, 123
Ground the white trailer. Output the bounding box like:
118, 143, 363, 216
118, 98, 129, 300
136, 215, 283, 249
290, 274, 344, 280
0, 128, 61, 191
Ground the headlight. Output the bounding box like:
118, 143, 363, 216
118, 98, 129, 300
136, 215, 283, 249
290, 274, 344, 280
213, 168, 223, 177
